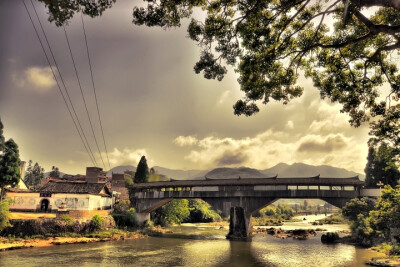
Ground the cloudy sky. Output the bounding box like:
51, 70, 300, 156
0, 0, 371, 175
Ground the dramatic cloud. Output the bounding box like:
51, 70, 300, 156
175, 130, 366, 173
297, 134, 347, 153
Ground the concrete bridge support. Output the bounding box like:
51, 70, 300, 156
136, 212, 150, 226
226, 207, 252, 240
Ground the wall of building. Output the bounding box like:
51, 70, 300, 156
7, 192, 113, 212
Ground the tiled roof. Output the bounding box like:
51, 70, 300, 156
39, 180, 111, 196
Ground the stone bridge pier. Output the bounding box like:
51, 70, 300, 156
203, 197, 276, 240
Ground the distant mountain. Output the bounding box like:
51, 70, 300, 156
107, 165, 136, 176
261, 162, 364, 180
105, 162, 364, 181
152, 166, 208, 180
204, 167, 266, 179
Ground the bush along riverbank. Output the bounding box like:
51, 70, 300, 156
340, 187, 400, 266
0, 214, 147, 251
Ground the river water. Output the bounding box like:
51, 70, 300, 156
0, 215, 384, 267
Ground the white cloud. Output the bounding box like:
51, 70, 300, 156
12, 66, 56, 93
105, 147, 150, 167
173, 135, 198, 147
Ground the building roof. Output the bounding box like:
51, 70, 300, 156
131, 176, 365, 190
39, 180, 112, 196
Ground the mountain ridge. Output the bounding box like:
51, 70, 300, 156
106, 162, 364, 180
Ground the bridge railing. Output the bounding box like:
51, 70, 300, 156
133, 184, 360, 195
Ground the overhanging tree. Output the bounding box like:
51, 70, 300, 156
0, 139, 21, 200
134, 156, 149, 183
40, 0, 400, 158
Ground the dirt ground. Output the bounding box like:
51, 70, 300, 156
9, 212, 56, 220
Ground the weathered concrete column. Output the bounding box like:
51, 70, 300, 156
226, 206, 252, 240
136, 212, 150, 226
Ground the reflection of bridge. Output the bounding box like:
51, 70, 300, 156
130, 176, 379, 239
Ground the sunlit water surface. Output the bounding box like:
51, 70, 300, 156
0, 215, 384, 267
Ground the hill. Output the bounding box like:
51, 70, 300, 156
106, 165, 136, 176
261, 162, 364, 180
204, 167, 266, 179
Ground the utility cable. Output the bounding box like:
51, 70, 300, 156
63, 25, 106, 169
29, 0, 98, 166
81, 13, 112, 170
22, 0, 96, 166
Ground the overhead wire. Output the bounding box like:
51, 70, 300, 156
27, 0, 99, 167
81, 13, 112, 170
22, 0, 97, 166
63, 25, 106, 169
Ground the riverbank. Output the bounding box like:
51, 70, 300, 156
0, 230, 146, 251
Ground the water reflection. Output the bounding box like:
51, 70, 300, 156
0, 223, 384, 267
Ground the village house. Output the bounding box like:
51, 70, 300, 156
6, 166, 115, 218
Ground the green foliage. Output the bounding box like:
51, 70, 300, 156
0, 199, 11, 231
112, 208, 138, 228
342, 197, 375, 222
369, 186, 400, 237
375, 243, 400, 256
124, 176, 134, 187
60, 214, 73, 223
186, 199, 222, 223
90, 215, 104, 231
252, 204, 295, 226
114, 200, 131, 213
148, 168, 169, 182
365, 144, 400, 188
344, 187, 400, 242
134, 156, 149, 183
153, 199, 190, 226
0, 139, 21, 200
24, 160, 44, 191
316, 213, 348, 225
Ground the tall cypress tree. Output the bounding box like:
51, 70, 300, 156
0, 139, 21, 200
134, 156, 149, 183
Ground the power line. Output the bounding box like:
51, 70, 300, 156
63, 25, 106, 169
28, 0, 99, 166
81, 13, 112, 170
22, 0, 96, 166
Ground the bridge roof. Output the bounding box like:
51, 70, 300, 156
131, 176, 364, 189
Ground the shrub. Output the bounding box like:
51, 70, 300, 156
60, 215, 73, 223
90, 215, 104, 231
0, 200, 11, 231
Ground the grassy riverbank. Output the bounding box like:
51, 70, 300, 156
0, 229, 146, 251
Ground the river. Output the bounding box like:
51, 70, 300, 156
0, 215, 384, 267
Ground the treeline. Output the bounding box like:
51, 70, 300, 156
342, 186, 400, 254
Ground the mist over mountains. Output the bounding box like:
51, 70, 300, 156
106, 162, 364, 180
